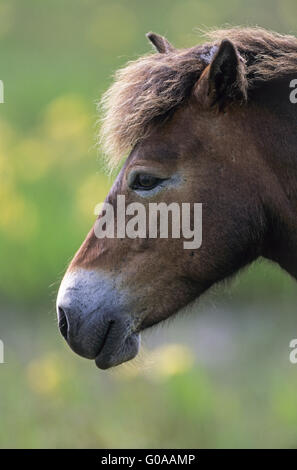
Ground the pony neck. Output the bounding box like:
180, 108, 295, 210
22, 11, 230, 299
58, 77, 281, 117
255, 78, 297, 278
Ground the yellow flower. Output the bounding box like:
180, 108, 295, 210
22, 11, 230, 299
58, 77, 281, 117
113, 343, 195, 382
76, 173, 111, 223
13, 138, 53, 181
0, 181, 37, 240
43, 95, 91, 141
26, 354, 61, 396
151, 344, 194, 378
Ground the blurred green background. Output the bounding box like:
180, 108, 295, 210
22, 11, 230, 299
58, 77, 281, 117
0, 0, 297, 448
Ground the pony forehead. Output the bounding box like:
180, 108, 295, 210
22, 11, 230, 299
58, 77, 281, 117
98, 47, 207, 170
98, 27, 297, 169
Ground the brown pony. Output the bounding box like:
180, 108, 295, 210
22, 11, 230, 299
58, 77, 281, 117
57, 27, 297, 369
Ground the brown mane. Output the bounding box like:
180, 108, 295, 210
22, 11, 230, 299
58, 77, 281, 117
98, 27, 297, 168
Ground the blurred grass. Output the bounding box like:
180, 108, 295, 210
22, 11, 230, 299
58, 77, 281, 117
0, 0, 296, 449
1, 305, 297, 449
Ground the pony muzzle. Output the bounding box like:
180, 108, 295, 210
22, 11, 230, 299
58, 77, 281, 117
56, 269, 140, 369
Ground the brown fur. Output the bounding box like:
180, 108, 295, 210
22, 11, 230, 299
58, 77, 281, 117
99, 27, 297, 168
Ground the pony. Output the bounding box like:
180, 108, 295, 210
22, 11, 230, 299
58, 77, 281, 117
57, 27, 297, 369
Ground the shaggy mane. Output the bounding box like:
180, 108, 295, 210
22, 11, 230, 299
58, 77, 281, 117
98, 27, 297, 168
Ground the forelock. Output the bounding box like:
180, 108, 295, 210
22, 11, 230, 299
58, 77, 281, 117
98, 27, 297, 169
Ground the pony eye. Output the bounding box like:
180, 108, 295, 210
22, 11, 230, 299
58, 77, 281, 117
131, 174, 162, 190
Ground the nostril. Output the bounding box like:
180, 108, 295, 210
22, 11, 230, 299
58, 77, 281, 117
58, 307, 69, 340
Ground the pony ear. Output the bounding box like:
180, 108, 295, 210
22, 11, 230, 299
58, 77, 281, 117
195, 39, 247, 109
146, 32, 175, 53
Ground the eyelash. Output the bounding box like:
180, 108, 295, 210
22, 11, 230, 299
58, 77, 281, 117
130, 174, 164, 191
